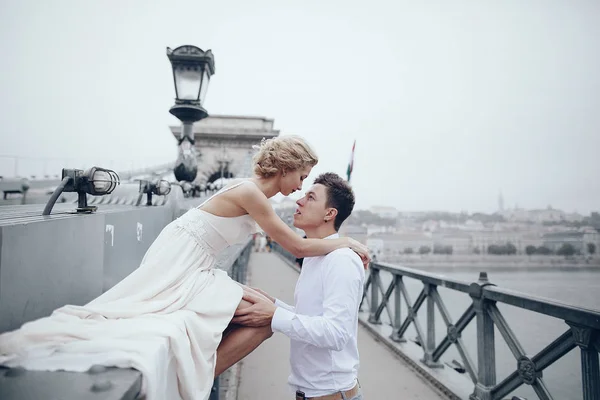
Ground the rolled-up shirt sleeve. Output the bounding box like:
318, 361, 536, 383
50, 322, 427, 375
271, 253, 363, 351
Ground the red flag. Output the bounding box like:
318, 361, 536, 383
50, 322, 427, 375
346, 140, 355, 182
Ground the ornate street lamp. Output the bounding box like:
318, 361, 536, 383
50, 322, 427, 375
216, 145, 232, 187
167, 45, 215, 182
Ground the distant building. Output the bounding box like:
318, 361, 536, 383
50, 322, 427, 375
170, 115, 279, 184
543, 228, 600, 255
367, 232, 433, 260
366, 225, 395, 236
469, 230, 528, 254
542, 231, 585, 254
583, 228, 600, 254
519, 232, 545, 251
398, 211, 430, 220
432, 231, 473, 254
421, 220, 439, 232
565, 212, 585, 222
339, 224, 368, 245
464, 219, 486, 231
365, 238, 384, 259
370, 206, 399, 219
498, 205, 585, 223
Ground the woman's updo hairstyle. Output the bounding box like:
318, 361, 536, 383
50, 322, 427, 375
253, 135, 318, 178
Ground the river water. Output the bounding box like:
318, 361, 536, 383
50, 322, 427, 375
372, 268, 600, 400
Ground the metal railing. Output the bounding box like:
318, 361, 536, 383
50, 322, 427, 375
272, 242, 298, 265
210, 238, 253, 400
364, 262, 600, 400
221, 238, 253, 284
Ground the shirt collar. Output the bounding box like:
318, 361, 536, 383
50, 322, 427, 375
324, 233, 339, 240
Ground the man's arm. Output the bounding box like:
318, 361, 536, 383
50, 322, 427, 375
251, 285, 295, 312
271, 253, 364, 351
275, 298, 295, 312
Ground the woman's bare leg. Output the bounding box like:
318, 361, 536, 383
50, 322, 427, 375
214, 299, 273, 377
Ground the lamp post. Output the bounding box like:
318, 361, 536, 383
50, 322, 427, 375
167, 45, 215, 182
216, 145, 232, 188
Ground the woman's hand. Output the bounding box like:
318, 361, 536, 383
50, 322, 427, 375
237, 283, 275, 303
249, 286, 275, 303
347, 237, 371, 269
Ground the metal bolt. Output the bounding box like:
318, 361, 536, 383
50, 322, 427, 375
91, 380, 113, 392
478, 271, 489, 283
447, 324, 459, 344
88, 364, 108, 374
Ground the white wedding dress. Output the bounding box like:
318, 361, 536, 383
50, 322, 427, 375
0, 181, 260, 400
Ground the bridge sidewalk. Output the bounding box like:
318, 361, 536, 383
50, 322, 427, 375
238, 252, 444, 400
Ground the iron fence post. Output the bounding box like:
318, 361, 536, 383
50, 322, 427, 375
368, 268, 381, 324
421, 283, 443, 368
469, 272, 496, 400
568, 323, 600, 400
209, 377, 220, 400
241, 252, 247, 284
390, 275, 406, 342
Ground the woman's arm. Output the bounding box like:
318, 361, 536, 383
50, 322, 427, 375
235, 183, 368, 260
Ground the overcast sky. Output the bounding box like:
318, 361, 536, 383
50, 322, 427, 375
1, 0, 598, 214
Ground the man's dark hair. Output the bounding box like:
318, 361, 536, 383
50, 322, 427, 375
313, 172, 355, 231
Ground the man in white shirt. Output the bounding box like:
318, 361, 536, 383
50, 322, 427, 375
233, 173, 366, 400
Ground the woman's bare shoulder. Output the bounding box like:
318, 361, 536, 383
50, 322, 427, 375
226, 179, 267, 204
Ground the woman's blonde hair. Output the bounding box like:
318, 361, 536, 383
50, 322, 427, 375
253, 135, 318, 178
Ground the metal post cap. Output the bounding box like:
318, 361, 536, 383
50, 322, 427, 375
478, 272, 489, 283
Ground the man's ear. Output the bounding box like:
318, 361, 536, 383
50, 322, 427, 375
324, 208, 338, 222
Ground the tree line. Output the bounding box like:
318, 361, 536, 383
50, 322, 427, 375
398, 242, 596, 256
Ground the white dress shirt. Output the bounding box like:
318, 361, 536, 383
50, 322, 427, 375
271, 233, 365, 397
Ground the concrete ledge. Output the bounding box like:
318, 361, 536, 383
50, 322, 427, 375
0, 205, 176, 333
0, 196, 249, 400
0, 366, 142, 400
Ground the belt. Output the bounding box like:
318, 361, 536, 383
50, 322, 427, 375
296, 383, 360, 400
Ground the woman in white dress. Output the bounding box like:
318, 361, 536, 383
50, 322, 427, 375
0, 136, 370, 400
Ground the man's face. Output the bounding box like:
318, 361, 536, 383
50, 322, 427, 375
293, 183, 331, 230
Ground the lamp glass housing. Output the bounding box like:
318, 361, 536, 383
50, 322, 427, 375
61, 167, 119, 196
173, 65, 203, 102
85, 167, 119, 195
199, 69, 210, 104
167, 45, 214, 105
181, 181, 193, 193
155, 180, 172, 196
